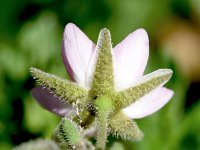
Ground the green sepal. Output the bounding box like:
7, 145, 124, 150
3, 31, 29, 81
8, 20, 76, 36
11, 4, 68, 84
114, 69, 173, 110
54, 118, 83, 149
30, 67, 88, 105
90, 28, 114, 98
109, 111, 143, 141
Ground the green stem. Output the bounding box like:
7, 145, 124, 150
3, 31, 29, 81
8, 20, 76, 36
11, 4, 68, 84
95, 96, 112, 150
96, 109, 108, 150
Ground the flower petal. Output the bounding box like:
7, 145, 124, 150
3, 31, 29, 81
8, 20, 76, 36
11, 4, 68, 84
113, 29, 149, 90
115, 69, 172, 110
122, 87, 173, 119
84, 127, 97, 137
62, 23, 96, 88
31, 86, 73, 117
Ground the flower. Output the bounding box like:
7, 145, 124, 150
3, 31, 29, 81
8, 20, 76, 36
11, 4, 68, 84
30, 23, 173, 141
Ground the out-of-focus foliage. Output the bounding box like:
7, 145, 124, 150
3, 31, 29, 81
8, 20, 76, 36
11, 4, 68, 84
0, 0, 200, 150
13, 139, 60, 150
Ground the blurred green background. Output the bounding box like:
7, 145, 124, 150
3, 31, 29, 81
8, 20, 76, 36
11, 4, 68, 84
0, 0, 200, 149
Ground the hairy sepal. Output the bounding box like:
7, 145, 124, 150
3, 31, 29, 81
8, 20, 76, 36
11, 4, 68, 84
30, 67, 88, 106
55, 118, 83, 149
109, 111, 143, 141
89, 28, 114, 98
114, 69, 173, 110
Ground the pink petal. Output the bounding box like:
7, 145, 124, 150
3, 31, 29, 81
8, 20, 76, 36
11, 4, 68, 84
113, 29, 149, 90
84, 127, 97, 137
122, 87, 174, 119
31, 86, 73, 117
62, 23, 96, 88
85, 48, 98, 88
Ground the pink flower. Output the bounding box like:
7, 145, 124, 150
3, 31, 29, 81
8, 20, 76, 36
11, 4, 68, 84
32, 23, 173, 120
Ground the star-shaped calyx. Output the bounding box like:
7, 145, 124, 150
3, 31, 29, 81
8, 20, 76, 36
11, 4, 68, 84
30, 23, 173, 150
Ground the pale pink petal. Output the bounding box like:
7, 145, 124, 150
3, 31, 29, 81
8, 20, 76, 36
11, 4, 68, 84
84, 127, 97, 137
127, 69, 172, 88
113, 29, 149, 90
122, 87, 174, 119
31, 86, 73, 117
85, 48, 98, 88
62, 23, 96, 88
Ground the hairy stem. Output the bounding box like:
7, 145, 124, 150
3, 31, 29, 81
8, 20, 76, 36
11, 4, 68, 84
95, 96, 112, 150
96, 109, 108, 150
